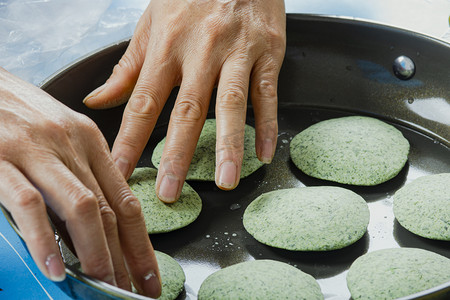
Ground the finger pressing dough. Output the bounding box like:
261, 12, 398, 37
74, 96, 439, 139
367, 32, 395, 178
128, 167, 202, 234
151, 119, 264, 181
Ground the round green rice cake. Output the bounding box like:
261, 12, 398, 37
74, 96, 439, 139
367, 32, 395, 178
198, 260, 323, 300
128, 167, 202, 234
155, 251, 186, 300
290, 116, 410, 185
151, 119, 264, 181
243, 186, 370, 251
347, 248, 450, 300
131, 251, 185, 300
393, 173, 450, 241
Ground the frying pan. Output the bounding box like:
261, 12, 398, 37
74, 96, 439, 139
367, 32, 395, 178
2, 14, 450, 299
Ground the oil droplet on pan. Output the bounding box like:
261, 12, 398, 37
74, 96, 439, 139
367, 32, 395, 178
230, 203, 241, 210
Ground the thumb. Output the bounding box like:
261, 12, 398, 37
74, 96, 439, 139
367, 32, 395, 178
83, 10, 152, 109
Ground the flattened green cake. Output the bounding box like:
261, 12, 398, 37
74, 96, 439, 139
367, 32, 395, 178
290, 116, 410, 185
393, 173, 450, 240
347, 248, 450, 300
155, 251, 186, 300
128, 167, 202, 234
151, 119, 264, 181
243, 186, 369, 251
131, 251, 185, 299
198, 260, 323, 299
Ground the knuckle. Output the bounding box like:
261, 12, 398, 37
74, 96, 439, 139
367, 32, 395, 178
149, 25, 180, 61
254, 78, 277, 100
128, 92, 160, 120
267, 27, 286, 49
202, 16, 232, 45
218, 85, 247, 111
38, 117, 70, 141
116, 48, 143, 73
15, 188, 42, 211
76, 114, 100, 133
75, 115, 108, 148
253, 23, 285, 61
71, 191, 98, 217
173, 96, 205, 121
99, 203, 117, 230
115, 194, 142, 220
109, 46, 144, 84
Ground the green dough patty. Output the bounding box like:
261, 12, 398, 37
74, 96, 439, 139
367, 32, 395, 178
290, 116, 410, 185
243, 186, 369, 251
347, 248, 450, 300
198, 260, 323, 300
151, 119, 264, 181
155, 251, 186, 300
393, 173, 450, 241
128, 167, 202, 234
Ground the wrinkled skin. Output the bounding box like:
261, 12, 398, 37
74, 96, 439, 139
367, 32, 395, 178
0, 68, 161, 298
84, 0, 287, 203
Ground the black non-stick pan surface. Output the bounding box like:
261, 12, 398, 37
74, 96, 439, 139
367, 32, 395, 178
7, 14, 450, 299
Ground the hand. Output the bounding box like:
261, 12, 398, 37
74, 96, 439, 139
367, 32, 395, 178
83, 0, 286, 203
0, 68, 161, 297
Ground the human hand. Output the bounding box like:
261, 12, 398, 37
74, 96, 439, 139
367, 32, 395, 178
0, 68, 161, 297
83, 0, 286, 203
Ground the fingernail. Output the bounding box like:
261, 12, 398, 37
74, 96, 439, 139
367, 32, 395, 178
217, 161, 237, 190
83, 83, 107, 104
142, 270, 161, 298
115, 157, 131, 179
158, 174, 180, 203
261, 138, 274, 164
45, 254, 66, 282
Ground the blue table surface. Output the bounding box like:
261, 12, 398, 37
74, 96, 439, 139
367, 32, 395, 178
0, 212, 71, 299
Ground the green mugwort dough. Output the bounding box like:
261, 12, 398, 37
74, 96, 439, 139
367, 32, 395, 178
151, 119, 264, 181
347, 248, 450, 300
198, 260, 323, 300
131, 251, 185, 300
393, 173, 450, 241
128, 167, 202, 234
243, 186, 369, 251
155, 251, 186, 300
290, 116, 410, 185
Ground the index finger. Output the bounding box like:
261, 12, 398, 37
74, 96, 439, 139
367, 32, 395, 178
110, 50, 177, 180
